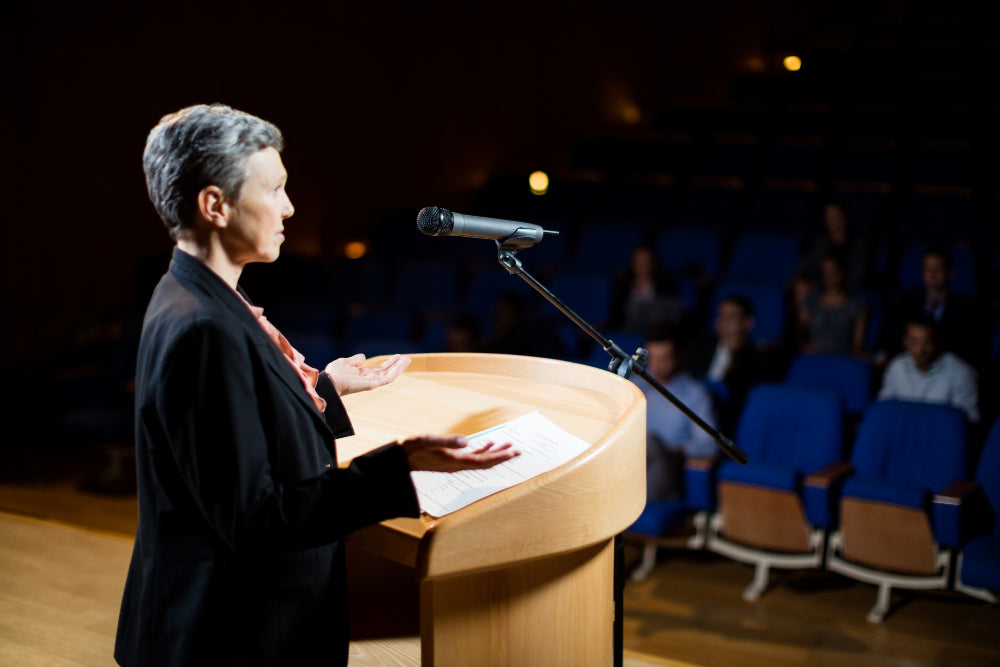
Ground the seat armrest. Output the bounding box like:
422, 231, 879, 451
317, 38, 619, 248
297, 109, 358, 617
683, 454, 721, 511
685, 454, 721, 472
933, 479, 980, 506
932, 479, 985, 548
801, 461, 853, 529
804, 461, 854, 489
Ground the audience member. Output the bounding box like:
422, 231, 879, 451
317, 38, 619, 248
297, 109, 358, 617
878, 314, 979, 423
683, 295, 768, 435
796, 250, 869, 356
879, 246, 978, 366
793, 201, 874, 304
636, 323, 717, 502
610, 245, 684, 334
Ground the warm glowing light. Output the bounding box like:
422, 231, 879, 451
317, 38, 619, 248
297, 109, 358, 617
784, 55, 802, 72
529, 170, 549, 195
344, 241, 368, 259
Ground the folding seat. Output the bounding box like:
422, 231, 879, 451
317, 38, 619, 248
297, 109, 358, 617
625, 453, 719, 582
724, 230, 800, 285
826, 400, 969, 623
853, 288, 883, 353
946, 416, 1000, 603
541, 271, 614, 328
461, 268, 537, 325
783, 353, 874, 419
654, 225, 722, 282
710, 281, 787, 347
705, 384, 848, 600
569, 221, 644, 273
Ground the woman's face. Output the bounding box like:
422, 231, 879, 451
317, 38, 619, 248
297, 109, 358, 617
223, 147, 295, 265
821, 257, 845, 288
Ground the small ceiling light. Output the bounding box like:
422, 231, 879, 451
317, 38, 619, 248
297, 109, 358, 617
784, 55, 802, 72
344, 241, 368, 259
529, 170, 549, 195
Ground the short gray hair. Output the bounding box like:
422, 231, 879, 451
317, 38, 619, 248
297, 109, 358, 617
143, 104, 284, 239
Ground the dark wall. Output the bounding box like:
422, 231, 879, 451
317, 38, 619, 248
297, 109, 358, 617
1, 1, 886, 364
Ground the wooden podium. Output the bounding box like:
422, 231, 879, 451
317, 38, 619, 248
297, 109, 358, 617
339, 353, 646, 667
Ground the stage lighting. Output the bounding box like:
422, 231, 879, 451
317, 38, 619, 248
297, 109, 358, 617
344, 241, 368, 259
529, 170, 549, 195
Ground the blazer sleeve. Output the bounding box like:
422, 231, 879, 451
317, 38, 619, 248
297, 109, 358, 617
152, 317, 419, 554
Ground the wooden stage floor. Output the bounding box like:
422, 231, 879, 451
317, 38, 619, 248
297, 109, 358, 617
0, 479, 998, 666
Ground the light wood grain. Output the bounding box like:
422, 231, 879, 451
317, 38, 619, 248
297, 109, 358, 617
343, 352, 646, 580
839, 498, 938, 574
0, 511, 132, 666
345, 353, 646, 666
719, 483, 811, 552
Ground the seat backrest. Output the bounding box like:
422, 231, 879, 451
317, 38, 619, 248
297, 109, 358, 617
710, 281, 786, 345
851, 400, 967, 492
976, 417, 1000, 537
725, 230, 800, 284
784, 353, 873, 416
734, 384, 844, 473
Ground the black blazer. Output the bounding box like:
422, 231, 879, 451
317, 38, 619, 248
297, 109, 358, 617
115, 249, 420, 667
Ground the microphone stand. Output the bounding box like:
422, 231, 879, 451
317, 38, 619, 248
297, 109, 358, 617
495, 242, 748, 465
494, 240, 748, 667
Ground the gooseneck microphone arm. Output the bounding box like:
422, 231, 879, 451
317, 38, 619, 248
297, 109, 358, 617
495, 244, 748, 466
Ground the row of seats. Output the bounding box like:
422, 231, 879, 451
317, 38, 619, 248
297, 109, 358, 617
627, 384, 1000, 623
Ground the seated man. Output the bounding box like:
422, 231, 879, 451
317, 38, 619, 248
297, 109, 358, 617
683, 295, 768, 435
878, 314, 979, 423
636, 324, 717, 502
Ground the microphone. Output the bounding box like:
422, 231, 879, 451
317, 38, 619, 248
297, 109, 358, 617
417, 206, 558, 249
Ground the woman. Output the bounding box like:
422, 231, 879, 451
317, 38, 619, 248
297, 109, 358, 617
797, 250, 868, 356
115, 104, 517, 667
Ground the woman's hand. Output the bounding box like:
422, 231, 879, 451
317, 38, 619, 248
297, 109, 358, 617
324, 353, 411, 397
400, 435, 520, 473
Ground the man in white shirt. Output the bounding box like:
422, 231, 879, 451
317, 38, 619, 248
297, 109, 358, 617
636, 325, 718, 501
878, 314, 979, 422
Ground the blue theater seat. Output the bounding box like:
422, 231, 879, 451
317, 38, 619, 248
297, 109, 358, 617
826, 400, 968, 623
705, 384, 848, 600
783, 353, 874, 418
946, 417, 1000, 603
625, 455, 720, 581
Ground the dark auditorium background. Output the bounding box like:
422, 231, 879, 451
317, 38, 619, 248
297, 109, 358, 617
3, 1, 1000, 474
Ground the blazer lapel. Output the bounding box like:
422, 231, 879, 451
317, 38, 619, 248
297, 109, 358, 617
169, 249, 335, 438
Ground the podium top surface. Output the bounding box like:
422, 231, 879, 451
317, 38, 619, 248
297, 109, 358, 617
340, 353, 646, 579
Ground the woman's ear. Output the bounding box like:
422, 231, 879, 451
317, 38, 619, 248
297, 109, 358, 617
196, 185, 229, 229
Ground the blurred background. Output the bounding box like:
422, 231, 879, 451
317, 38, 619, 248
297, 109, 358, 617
4, 0, 1000, 484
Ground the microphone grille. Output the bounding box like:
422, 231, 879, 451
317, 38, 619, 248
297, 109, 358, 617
416, 206, 453, 236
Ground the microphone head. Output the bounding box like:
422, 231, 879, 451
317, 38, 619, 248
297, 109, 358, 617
416, 206, 454, 236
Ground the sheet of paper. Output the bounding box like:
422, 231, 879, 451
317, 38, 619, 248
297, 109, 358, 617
410, 410, 592, 518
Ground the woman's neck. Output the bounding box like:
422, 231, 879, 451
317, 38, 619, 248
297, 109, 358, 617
176, 237, 243, 289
